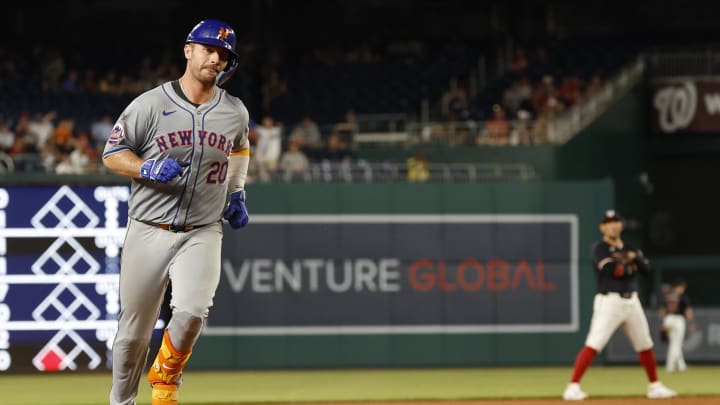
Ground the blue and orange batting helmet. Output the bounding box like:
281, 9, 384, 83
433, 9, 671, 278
186, 19, 239, 79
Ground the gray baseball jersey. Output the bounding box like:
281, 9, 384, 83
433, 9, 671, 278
103, 81, 249, 227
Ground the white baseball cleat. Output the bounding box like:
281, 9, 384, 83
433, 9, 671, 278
647, 381, 677, 399
563, 382, 588, 400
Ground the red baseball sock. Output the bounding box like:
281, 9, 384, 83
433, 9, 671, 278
570, 346, 597, 383
638, 349, 658, 382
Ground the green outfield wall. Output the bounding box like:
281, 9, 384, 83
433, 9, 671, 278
189, 180, 615, 369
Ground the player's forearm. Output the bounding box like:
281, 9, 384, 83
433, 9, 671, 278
227, 144, 250, 192
103, 150, 146, 179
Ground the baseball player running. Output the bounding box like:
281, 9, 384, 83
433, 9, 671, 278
102, 19, 251, 405
562, 210, 676, 400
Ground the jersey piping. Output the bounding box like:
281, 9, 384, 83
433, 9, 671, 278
161, 83, 197, 228
182, 90, 224, 227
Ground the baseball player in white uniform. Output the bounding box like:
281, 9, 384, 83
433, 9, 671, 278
660, 278, 693, 372
102, 19, 251, 405
562, 210, 677, 400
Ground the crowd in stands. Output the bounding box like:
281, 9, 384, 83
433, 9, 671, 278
0, 38, 637, 178
428, 43, 621, 146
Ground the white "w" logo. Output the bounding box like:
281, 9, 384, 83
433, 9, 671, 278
653, 82, 697, 133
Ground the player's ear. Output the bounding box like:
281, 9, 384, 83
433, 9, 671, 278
183, 44, 193, 59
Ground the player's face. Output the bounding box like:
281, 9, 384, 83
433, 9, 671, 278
600, 220, 623, 240
185, 43, 230, 84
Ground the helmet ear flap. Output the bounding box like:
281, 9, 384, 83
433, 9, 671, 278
217, 58, 238, 87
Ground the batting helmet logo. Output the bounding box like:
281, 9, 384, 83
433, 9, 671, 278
217, 27, 230, 41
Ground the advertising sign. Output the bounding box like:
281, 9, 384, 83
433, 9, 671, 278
0, 186, 581, 371
652, 79, 720, 134
0, 185, 129, 372
210, 215, 579, 335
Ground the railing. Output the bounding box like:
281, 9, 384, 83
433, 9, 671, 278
548, 56, 646, 143
254, 161, 537, 183
643, 46, 720, 76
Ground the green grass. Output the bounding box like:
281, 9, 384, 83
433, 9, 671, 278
1, 366, 718, 405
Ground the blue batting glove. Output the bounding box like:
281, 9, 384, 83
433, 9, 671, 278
223, 189, 249, 229
140, 158, 185, 183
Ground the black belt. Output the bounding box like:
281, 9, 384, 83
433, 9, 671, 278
140, 220, 207, 233
600, 291, 634, 299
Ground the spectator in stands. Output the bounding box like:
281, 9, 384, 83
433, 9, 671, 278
441, 85, 470, 120
74, 131, 99, 173
558, 73, 583, 106
585, 72, 605, 99
531, 109, 550, 144
98, 71, 119, 94
322, 132, 353, 162
12, 112, 29, 141
421, 123, 449, 144
52, 118, 75, 154
320, 132, 354, 182
451, 121, 475, 146
289, 116, 323, 151
546, 95, 566, 114
254, 116, 283, 182
10, 113, 43, 166
42, 117, 76, 172
407, 150, 429, 182
530, 74, 558, 114
91, 114, 114, 152
516, 76, 535, 114
279, 139, 310, 182
509, 109, 533, 146
54, 152, 76, 174
477, 104, 510, 146
0, 121, 15, 154
334, 109, 359, 145
27, 111, 56, 153
61, 68, 80, 92
51, 131, 96, 175
502, 79, 529, 115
